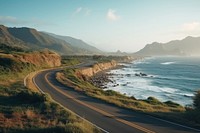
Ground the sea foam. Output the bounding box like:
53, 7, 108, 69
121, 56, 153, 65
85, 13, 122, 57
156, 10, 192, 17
105, 57, 200, 106
161, 62, 176, 65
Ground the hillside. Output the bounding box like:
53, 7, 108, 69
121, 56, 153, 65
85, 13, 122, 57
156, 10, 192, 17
135, 36, 200, 56
0, 49, 99, 132
0, 50, 61, 81
0, 25, 102, 55
46, 32, 102, 54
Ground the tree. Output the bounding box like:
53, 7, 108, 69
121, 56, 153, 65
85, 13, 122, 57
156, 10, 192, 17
193, 90, 200, 110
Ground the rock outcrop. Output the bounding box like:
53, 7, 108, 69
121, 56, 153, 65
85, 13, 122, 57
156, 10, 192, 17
16, 50, 61, 67
78, 60, 117, 77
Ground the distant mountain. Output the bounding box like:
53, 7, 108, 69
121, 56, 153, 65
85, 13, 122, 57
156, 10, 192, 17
0, 25, 102, 55
45, 32, 102, 54
106, 50, 129, 56
135, 36, 200, 56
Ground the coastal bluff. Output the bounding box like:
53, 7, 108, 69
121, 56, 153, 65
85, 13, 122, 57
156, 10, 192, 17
77, 60, 117, 77
0, 50, 61, 71
17, 50, 61, 67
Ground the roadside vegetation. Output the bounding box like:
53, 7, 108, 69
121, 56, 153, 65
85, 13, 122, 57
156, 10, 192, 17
185, 91, 200, 126
0, 48, 56, 83
0, 83, 99, 133
0, 51, 100, 133
56, 60, 200, 129
56, 68, 184, 113
61, 56, 81, 66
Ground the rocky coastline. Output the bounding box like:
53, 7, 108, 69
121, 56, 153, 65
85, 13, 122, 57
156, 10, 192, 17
88, 65, 124, 89
88, 57, 147, 90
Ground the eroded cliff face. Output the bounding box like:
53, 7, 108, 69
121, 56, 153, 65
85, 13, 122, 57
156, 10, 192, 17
0, 50, 61, 71
78, 60, 117, 77
16, 51, 61, 67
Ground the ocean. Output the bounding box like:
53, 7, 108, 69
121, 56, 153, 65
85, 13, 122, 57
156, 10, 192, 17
105, 56, 200, 106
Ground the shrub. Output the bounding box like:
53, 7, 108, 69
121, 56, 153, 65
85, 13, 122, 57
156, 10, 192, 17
164, 101, 180, 107
130, 96, 136, 100
104, 90, 119, 96
17, 91, 46, 103
3, 126, 83, 133
193, 90, 200, 110
146, 97, 163, 105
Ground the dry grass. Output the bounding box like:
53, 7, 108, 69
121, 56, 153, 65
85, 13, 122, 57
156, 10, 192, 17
25, 71, 39, 92
55, 67, 200, 129
0, 83, 101, 133
56, 68, 185, 113
53, 68, 200, 130
0, 67, 101, 132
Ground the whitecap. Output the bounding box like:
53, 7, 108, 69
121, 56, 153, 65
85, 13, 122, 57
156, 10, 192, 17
178, 93, 194, 97
160, 62, 176, 65
103, 57, 199, 106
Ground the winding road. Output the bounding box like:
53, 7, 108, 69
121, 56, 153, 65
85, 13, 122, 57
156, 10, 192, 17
33, 64, 200, 133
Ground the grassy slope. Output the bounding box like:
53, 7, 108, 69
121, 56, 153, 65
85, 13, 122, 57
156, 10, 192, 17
0, 53, 100, 133
57, 68, 184, 112
56, 61, 200, 129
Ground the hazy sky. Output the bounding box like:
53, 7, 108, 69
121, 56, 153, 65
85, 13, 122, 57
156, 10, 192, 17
1, 0, 200, 52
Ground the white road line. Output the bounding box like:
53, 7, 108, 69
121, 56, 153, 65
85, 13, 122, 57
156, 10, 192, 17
32, 74, 45, 94
148, 115, 200, 132
23, 73, 29, 87
34, 71, 109, 133
27, 64, 200, 133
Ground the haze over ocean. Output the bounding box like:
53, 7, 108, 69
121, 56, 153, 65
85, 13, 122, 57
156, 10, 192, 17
106, 56, 200, 106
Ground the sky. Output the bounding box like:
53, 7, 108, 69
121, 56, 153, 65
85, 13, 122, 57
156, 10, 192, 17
0, 0, 200, 52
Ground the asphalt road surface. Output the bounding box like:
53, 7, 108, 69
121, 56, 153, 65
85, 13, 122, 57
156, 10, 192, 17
34, 66, 200, 133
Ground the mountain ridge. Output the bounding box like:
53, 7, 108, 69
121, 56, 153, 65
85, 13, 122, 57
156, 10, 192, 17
135, 36, 200, 56
45, 32, 102, 54
0, 25, 102, 55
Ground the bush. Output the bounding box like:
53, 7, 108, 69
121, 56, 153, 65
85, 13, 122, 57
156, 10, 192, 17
104, 90, 119, 96
17, 91, 46, 103
164, 101, 180, 107
146, 97, 163, 105
2, 126, 83, 133
194, 90, 200, 110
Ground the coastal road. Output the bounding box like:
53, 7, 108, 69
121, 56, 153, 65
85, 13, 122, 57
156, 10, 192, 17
34, 65, 200, 133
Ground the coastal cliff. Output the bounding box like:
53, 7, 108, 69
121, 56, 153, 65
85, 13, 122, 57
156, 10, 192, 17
77, 60, 117, 77
16, 50, 61, 67
0, 50, 61, 73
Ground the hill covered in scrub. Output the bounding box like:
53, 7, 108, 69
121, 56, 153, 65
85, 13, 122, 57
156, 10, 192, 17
0, 48, 99, 132
0, 25, 102, 55
0, 49, 61, 84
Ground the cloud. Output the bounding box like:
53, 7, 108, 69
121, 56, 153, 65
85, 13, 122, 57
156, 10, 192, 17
74, 7, 82, 14
182, 22, 200, 31
107, 9, 120, 21
73, 7, 91, 16
0, 16, 28, 25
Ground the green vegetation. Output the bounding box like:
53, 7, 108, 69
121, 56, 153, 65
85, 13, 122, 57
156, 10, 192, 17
182, 91, 200, 125
92, 55, 113, 63
61, 55, 133, 66
61, 56, 81, 66
57, 65, 200, 129
0, 53, 100, 133
194, 90, 200, 110
92, 55, 133, 63
56, 68, 184, 113
0, 83, 99, 133
0, 43, 26, 54
0, 49, 60, 83
0, 54, 38, 83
